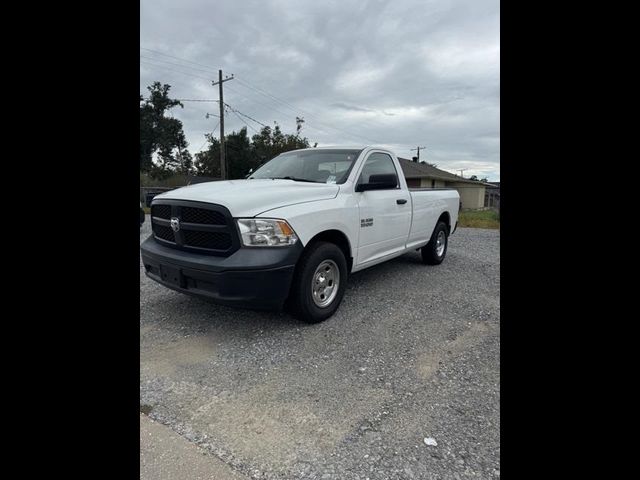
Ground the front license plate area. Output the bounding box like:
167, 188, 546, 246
160, 265, 184, 288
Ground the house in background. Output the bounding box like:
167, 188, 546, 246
398, 158, 494, 210
485, 182, 500, 209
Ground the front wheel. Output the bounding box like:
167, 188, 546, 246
289, 241, 348, 323
422, 221, 449, 265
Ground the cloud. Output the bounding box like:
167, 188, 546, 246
140, 0, 499, 180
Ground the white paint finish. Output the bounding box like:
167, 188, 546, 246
354, 188, 412, 264
349, 149, 412, 265
350, 247, 412, 273
406, 189, 459, 248
260, 191, 360, 258
155, 146, 459, 275
155, 179, 339, 218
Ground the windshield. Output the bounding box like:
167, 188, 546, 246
249, 149, 363, 184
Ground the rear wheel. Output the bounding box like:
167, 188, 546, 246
421, 221, 449, 265
289, 241, 348, 323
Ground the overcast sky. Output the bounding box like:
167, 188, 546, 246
141, 0, 499, 180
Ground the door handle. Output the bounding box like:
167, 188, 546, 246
396, 199, 407, 205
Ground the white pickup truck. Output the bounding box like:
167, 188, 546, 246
141, 146, 459, 323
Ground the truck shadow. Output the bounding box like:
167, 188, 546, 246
141, 249, 452, 338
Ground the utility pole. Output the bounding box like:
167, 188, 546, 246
458, 169, 467, 178
410, 146, 426, 161
211, 70, 234, 179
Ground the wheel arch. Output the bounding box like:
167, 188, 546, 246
303, 229, 353, 272
437, 211, 451, 233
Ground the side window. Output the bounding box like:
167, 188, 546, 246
358, 153, 399, 188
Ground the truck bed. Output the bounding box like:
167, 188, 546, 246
406, 188, 460, 249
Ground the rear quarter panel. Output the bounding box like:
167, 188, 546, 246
407, 189, 460, 249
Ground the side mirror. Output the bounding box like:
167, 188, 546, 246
245, 168, 254, 179
355, 173, 398, 192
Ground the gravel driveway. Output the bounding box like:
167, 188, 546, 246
140, 219, 500, 480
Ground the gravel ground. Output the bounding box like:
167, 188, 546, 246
140, 219, 500, 480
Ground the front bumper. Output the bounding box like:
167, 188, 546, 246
140, 235, 303, 310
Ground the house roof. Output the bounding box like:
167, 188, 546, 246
398, 158, 491, 185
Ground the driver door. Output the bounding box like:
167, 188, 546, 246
355, 152, 411, 266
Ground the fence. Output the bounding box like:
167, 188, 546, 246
140, 187, 175, 207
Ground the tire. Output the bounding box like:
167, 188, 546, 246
421, 221, 449, 265
289, 241, 348, 323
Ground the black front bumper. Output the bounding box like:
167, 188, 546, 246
140, 235, 303, 310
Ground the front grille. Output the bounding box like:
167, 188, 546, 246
153, 224, 175, 243
183, 230, 232, 250
150, 200, 239, 256
181, 207, 226, 225
151, 204, 171, 219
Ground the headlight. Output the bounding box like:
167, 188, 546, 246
237, 219, 299, 246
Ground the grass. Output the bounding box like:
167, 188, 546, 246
143, 207, 151, 214
458, 209, 500, 229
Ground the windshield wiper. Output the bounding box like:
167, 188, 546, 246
271, 176, 321, 183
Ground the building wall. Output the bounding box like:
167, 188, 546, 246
419, 178, 446, 188
449, 182, 486, 209
485, 189, 500, 209
405, 176, 486, 209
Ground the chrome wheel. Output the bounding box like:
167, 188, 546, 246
311, 260, 340, 308
435, 230, 446, 257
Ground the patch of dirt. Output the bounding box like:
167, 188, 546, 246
417, 322, 490, 379
191, 383, 391, 467
141, 336, 218, 376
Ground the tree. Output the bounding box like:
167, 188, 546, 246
195, 121, 314, 179
139, 82, 192, 177
420, 161, 438, 168
469, 175, 479, 181
194, 135, 222, 178
252, 121, 311, 166
224, 127, 255, 179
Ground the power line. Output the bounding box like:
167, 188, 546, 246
141, 48, 384, 144
233, 75, 392, 138
224, 84, 332, 135
196, 119, 220, 152
234, 77, 303, 117
223, 84, 333, 138
225, 103, 268, 128
177, 99, 219, 103
229, 109, 258, 134
140, 48, 424, 148
139, 59, 213, 82
140, 55, 217, 77
140, 47, 223, 74
232, 77, 380, 143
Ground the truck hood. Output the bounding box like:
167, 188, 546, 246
155, 179, 340, 217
